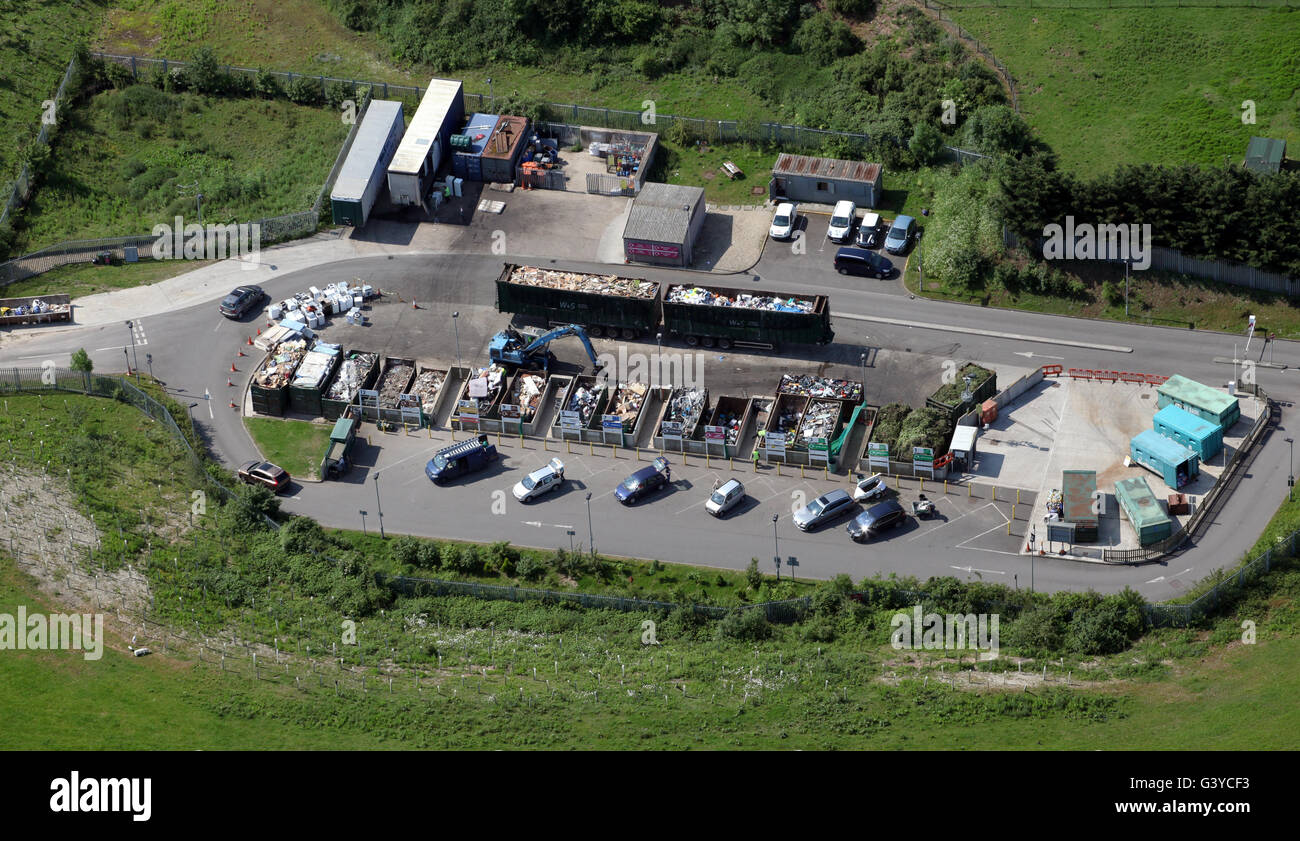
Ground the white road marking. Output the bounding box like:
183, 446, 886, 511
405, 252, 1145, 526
204, 388, 213, 419
906, 501, 1000, 541
951, 565, 1007, 576
1146, 575, 1165, 584
522, 521, 573, 529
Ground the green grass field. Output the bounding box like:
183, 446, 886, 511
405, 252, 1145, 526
244, 417, 333, 481
0, 1, 109, 189
944, 7, 1300, 175
2, 257, 211, 300
15, 86, 348, 250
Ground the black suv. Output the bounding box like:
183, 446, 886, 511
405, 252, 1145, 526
847, 499, 907, 541
219, 285, 266, 319
834, 247, 895, 279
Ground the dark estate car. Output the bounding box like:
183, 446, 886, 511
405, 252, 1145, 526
834, 247, 896, 279
615, 456, 671, 504
237, 460, 290, 493
847, 499, 907, 541
219, 285, 266, 319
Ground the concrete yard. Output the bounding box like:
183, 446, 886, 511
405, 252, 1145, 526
970, 376, 1263, 555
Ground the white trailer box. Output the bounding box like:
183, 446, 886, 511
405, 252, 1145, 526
387, 78, 465, 207
331, 100, 405, 227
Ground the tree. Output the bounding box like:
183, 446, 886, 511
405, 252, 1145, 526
70, 348, 93, 373
185, 47, 224, 94
745, 558, 763, 590
794, 12, 859, 63
909, 120, 945, 166
962, 104, 1032, 158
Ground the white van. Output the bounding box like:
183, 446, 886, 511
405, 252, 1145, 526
827, 200, 857, 243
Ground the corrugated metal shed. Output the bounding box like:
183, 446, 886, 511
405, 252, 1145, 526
1244, 136, 1286, 175
332, 101, 405, 202
623, 182, 704, 244
389, 78, 464, 175
1114, 476, 1173, 545
773, 153, 882, 184
1156, 374, 1240, 427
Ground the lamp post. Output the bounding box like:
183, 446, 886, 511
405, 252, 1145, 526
359, 509, 368, 537
146, 352, 154, 382
125, 320, 139, 380
772, 514, 780, 581
919, 208, 929, 287
452, 311, 462, 372
1287, 437, 1295, 501
585, 492, 595, 557
859, 351, 866, 394
373, 473, 385, 539
197, 193, 204, 227
1124, 258, 1130, 317
656, 331, 663, 387
486, 77, 494, 110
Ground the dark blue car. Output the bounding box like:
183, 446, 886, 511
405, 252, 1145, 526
425, 435, 498, 484
615, 456, 671, 504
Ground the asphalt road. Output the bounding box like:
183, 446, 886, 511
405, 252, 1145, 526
2, 242, 1294, 599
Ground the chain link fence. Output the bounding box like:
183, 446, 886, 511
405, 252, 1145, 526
2, 54, 78, 229
929, 0, 1297, 7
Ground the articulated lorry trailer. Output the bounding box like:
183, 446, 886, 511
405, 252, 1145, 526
494, 263, 833, 350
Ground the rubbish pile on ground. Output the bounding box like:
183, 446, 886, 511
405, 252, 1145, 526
778, 373, 862, 402
325, 352, 377, 401
609, 383, 648, 429
0, 299, 68, 317
409, 370, 447, 416
254, 339, 308, 388
798, 401, 840, 444
663, 387, 706, 431
510, 373, 546, 420
269, 281, 377, 326
567, 385, 599, 425
377, 362, 415, 406
507, 265, 657, 298
666, 286, 814, 313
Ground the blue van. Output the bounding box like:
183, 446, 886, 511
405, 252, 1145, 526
426, 434, 499, 484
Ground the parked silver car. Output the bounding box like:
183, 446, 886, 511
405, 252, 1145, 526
792, 489, 856, 532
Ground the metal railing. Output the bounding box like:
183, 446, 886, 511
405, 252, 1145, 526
929, 0, 1298, 7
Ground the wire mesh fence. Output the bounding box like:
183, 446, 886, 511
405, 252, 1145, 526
2, 54, 78, 229
928, 0, 1297, 7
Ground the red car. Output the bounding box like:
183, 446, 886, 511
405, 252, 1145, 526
237, 460, 290, 493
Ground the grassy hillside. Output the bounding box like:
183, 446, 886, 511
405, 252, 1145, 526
0, 0, 109, 185
16, 85, 348, 249
945, 8, 1300, 175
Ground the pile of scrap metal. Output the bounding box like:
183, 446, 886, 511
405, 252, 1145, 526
567, 385, 599, 425
378, 362, 415, 406
466, 364, 507, 402
326, 352, 378, 401
778, 373, 862, 402
798, 401, 839, 444
666, 287, 814, 313
663, 386, 706, 430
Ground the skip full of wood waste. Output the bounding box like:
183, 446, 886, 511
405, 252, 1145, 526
409, 370, 447, 416
507, 265, 657, 299
509, 373, 546, 421
609, 382, 648, 430
254, 339, 308, 388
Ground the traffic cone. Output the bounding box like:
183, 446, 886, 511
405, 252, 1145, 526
231, 363, 238, 373
257, 327, 262, 335
412, 300, 419, 310
247, 336, 253, 346
237, 350, 246, 357
227, 378, 235, 387
229, 400, 237, 409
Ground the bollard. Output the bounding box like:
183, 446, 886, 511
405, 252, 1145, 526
544, 438, 550, 451
1016, 488, 1021, 505
992, 486, 997, 502
968, 483, 972, 498
800, 464, 805, 479
730, 457, 734, 471
588, 442, 593, 456
824, 466, 829, 481
1012, 503, 1016, 521
920, 477, 924, 493
428, 427, 432, 439
1006, 520, 1011, 535
497, 431, 502, 447
566, 441, 572, 454
776, 462, 782, 477
706, 453, 711, 469
366, 436, 371, 446
896, 474, 901, 489
944, 480, 948, 494
636, 447, 641, 461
